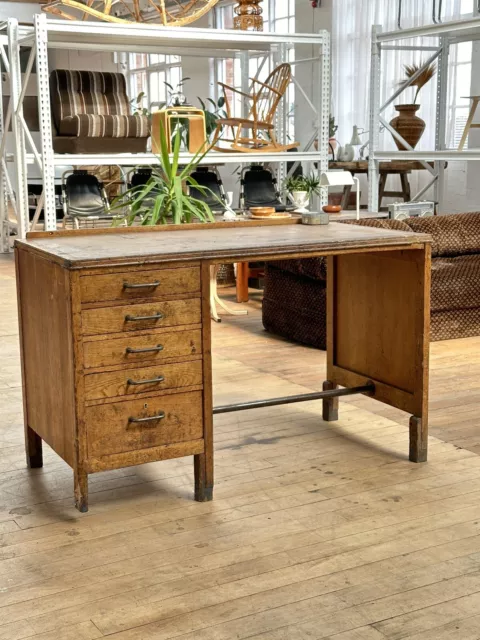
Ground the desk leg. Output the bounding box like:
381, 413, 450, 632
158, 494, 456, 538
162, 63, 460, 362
322, 381, 339, 421
325, 246, 431, 462
236, 262, 249, 303
25, 426, 43, 468
341, 185, 352, 210
196, 262, 214, 501
74, 468, 88, 513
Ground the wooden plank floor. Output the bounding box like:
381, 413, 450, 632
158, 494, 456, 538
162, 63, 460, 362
1, 254, 480, 640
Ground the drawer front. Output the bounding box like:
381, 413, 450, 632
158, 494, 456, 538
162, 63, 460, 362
86, 391, 204, 457
80, 267, 200, 304
85, 360, 203, 401
82, 299, 201, 336
83, 329, 202, 369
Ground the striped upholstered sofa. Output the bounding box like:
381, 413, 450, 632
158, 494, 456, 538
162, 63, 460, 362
262, 212, 480, 347
50, 70, 150, 154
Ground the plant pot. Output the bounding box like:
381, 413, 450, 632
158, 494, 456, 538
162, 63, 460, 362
389, 104, 425, 150
289, 190, 310, 213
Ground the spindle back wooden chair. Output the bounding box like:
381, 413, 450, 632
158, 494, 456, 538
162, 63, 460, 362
212, 63, 299, 153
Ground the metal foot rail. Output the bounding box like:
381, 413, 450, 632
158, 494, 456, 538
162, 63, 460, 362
213, 383, 375, 415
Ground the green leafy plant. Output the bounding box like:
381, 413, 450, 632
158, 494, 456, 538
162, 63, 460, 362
284, 174, 321, 197
400, 62, 437, 104
329, 115, 338, 139
197, 96, 227, 139
112, 124, 216, 226
130, 91, 151, 117
164, 78, 191, 106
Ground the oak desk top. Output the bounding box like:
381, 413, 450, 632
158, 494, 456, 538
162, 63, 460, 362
16, 222, 431, 268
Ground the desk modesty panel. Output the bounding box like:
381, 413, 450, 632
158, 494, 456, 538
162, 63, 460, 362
15, 221, 432, 511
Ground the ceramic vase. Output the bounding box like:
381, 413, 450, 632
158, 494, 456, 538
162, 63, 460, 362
390, 104, 426, 150
288, 190, 310, 213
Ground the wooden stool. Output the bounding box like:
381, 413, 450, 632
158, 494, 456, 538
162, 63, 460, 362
458, 96, 480, 150
151, 107, 207, 154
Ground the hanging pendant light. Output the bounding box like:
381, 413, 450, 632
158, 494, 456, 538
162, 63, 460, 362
233, 0, 264, 31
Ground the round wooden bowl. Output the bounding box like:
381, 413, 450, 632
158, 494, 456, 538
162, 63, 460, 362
322, 205, 342, 214
250, 207, 276, 217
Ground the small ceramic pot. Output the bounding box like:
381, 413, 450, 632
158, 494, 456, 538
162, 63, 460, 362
289, 190, 310, 213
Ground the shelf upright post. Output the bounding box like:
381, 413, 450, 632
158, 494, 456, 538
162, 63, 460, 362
273, 42, 288, 194
8, 19, 28, 240
435, 36, 449, 213
35, 13, 56, 231
0, 42, 8, 252
316, 30, 330, 211
368, 25, 382, 213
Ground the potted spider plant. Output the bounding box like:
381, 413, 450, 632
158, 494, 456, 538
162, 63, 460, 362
113, 124, 216, 226
390, 62, 436, 150
284, 174, 321, 212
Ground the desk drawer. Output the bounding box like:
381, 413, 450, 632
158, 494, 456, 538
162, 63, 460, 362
80, 267, 200, 304
86, 391, 203, 457
83, 329, 202, 369
85, 360, 203, 401
82, 299, 201, 336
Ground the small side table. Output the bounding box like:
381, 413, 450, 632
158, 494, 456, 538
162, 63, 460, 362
458, 96, 480, 150
152, 107, 207, 154
329, 161, 421, 211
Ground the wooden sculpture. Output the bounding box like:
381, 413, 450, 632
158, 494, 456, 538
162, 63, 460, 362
233, 0, 263, 31
42, 0, 219, 26
212, 63, 299, 153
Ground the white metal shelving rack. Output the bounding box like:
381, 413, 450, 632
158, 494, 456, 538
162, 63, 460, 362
1, 13, 330, 248
368, 15, 480, 213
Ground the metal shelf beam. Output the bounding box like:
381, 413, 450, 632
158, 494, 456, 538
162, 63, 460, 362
40, 18, 328, 53
24, 151, 325, 166
377, 16, 480, 43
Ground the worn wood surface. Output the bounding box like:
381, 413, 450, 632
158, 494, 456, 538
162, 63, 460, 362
84, 360, 203, 401
15, 249, 76, 468
195, 262, 214, 502
83, 328, 203, 369
82, 299, 202, 336
326, 248, 431, 457
17, 223, 431, 268
86, 391, 204, 458
3, 255, 480, 639
80, 266, 201, 303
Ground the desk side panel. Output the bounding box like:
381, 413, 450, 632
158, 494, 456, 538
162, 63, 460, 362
16, 248, 76, 467
327, 246, 430, 417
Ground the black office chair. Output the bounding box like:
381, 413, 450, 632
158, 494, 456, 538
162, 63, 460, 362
128, 168, 153, 190
62, 170, 112, 228
189, 167, 226, 212
240, 166, 294, 213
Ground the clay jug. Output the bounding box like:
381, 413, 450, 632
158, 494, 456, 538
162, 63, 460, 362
390, 104, 425, 150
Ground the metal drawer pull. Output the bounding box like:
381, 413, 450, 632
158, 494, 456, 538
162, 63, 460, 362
125, 312, 164, 322
128, 412, 166, 424
127, 375, 165, 386
126, 344, 164, 354
123, 280, 160, 289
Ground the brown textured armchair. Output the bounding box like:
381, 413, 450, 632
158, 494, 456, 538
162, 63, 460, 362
263, 213, 480, 348
50, 70, 150, 154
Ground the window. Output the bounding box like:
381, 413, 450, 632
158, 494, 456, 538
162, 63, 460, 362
448, 0, 474, 147
448, 41, 472, 148
127, 53, 182, 111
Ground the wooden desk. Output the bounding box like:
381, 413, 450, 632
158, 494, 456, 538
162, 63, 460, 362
15, 221, 432, 512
